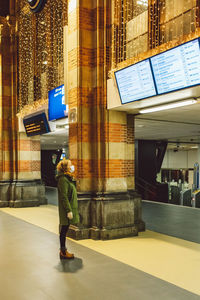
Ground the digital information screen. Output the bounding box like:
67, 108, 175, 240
115, 59, 157, 104
48, 84, 68, 121
150, 38, 200, 94
23, 112, 50, 137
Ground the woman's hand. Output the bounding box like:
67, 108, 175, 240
67, 212, 73, 220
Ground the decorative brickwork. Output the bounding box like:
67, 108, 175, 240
17, 160, 40, 172
79, 7, 97, 31
0, 19, 44, 206
17, 134, 41, 178
127, 114, 135, 144
0, 20, 18, 181
68, 1, 135, 193
30, 140, 41, 151
30, 161, 41, 172
125, 160, 135, 177
0, 17, 41, 185
79, 48, 97, 67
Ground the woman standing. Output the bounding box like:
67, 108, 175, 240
56, 159, 79, 259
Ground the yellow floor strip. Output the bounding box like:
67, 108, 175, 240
1, 205, 200, 296
0, 205, 59, 235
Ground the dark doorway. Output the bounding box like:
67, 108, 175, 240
41, 150, 62, 187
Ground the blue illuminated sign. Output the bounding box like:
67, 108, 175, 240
48, 85, 68, 121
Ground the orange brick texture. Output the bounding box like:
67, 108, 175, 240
68, 1, 135, 192
0, 22, 18, 180
0, 20, 41, 180
73, 159, 133, 179
17, 136, 41, 174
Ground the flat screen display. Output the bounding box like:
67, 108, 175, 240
48, 84, 68, 121
115, 59, 157, 104
150, 38, 200, 94
23, 112, 50, 137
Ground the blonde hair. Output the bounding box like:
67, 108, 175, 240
57, 159, 71, 173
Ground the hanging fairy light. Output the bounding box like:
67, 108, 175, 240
137, 0, 148, 7
17, 0, 68, 114
111, 0, 200, 72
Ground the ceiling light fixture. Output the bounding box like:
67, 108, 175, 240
139, 99, 197, 114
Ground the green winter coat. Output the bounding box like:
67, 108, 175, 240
56, 173, 79, 225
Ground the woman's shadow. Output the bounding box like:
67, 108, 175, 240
55, 257, 83, 273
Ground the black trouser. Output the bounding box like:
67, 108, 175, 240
59, 225, 69, 251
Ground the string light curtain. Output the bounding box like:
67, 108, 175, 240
111, 0, 200, 70
17, 0, 68, 112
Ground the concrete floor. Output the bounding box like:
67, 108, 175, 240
0, 207, 200, 299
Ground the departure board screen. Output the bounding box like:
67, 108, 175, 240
114, 59, 157, 104
23, 112, 50, 137
48, 84, 68, 121
150, 38, 200, 94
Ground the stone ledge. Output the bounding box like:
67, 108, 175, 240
67, 224, 139, 240
9, 199, 40, 208
0, 200, 9, 207
0, 180, 47, 207
90, 225, 138, 240
68, 225, 90, 240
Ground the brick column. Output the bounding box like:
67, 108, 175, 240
17, 134, 41, 181
0, 19, 46, 207
0, 20, 17, 206
0, 20, 17, 182
67, 0, 144, 239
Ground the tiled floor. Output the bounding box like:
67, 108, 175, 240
0, 205, 200, 299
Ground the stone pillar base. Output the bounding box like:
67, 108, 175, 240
9, 199, 40, 208
0, 180, 47, 208
67, 192, 92, 240
90, 225, 138, 240
136, 220, 145, 232
68, 190, 145, 240
68, 226, 90, 240
68, 225, 138, 240
0, 181, 11, 207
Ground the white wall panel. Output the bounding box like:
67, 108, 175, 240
162, 149, 197, 169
